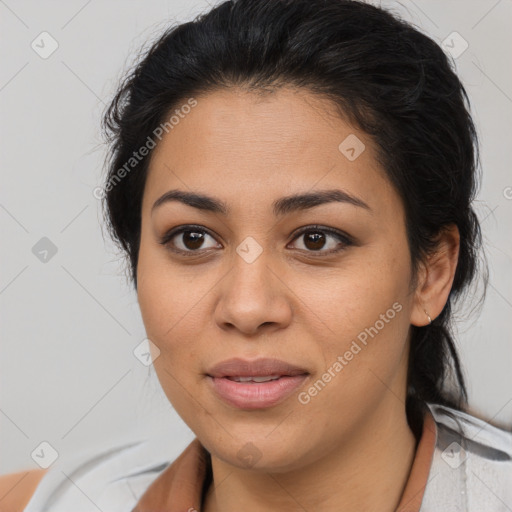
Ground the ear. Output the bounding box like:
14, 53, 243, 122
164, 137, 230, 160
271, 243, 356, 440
410, 224, 460, 327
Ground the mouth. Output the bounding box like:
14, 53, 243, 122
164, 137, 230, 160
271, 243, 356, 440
206, 373, 309, 409
206, 356, 309, 378
225, 375, 286, 383
205, 357, 310, 409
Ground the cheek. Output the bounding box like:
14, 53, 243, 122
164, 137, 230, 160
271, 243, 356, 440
138, 277, 202, 369
137, 264, 206, 426
137, 236, 201, 342
301, 255, 411, 406
136, 238, 211, 383
298, 302, 409, 425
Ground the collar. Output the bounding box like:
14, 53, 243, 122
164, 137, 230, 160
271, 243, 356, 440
132, 408, 437, 512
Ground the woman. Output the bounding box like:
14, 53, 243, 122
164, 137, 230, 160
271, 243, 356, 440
4, 0, 511, 511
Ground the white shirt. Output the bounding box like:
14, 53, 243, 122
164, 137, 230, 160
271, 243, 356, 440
23, 403, 512, 511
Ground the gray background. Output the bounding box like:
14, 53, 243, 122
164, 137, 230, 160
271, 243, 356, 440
1, 0, 511, 474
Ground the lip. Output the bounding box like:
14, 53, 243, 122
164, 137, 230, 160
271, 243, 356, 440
206, 357, 309, 409
206, 357, 309, 378
207, 374, 308, 409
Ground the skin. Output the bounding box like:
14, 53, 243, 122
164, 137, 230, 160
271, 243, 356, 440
0, 469, 47, 511
136, 86, 460, 512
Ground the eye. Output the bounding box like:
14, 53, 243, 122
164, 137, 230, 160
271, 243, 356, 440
288, 225, 353, 255
159, 224, 354, 257
159, 225, 220, 255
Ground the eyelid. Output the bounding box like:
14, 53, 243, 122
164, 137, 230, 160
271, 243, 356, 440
159, 224, 354, 256
158, 224, 221, 253
287, 225, 354, 255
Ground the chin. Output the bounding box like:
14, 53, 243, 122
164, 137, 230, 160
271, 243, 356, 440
206, 432, 315, 473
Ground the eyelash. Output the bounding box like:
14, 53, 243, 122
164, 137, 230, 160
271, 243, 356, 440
158, 224, 354, 257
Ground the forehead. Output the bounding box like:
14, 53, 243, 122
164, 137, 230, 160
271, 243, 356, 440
143, 86, 398, 218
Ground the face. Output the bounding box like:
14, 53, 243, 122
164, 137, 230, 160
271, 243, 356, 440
137, 86, 418, 472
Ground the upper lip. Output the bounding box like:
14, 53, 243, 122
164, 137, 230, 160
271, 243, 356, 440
206, 357, 309, 378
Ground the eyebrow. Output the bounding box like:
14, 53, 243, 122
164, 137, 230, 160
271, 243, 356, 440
151, 188, 372, 216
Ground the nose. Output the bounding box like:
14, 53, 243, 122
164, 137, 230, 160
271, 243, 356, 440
213, 251, 293, 336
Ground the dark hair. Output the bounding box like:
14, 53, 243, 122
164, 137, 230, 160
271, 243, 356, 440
101, 0, 488, 438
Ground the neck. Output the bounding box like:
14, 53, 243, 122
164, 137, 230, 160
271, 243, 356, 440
203, 396, 418, 512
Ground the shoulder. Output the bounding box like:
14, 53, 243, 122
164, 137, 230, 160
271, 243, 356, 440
0, 469, 48, 512
15, 431, 192, 512
421, 402, 512, 511
428, 402, 512, 456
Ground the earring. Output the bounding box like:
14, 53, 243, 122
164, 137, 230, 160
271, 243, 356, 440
424, 309, 432, 325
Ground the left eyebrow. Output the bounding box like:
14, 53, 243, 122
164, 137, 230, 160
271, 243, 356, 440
273, 189, 372, 216
151, 188, 372, 216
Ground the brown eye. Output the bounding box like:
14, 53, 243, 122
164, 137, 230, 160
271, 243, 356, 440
302, 231, 327, 251
159, 226, 220, 254
159, 224, 353, 257
180, 230, 208, 250
289, 226, 353, 255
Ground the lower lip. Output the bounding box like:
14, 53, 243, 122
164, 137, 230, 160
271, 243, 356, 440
207, 374, 308, 409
